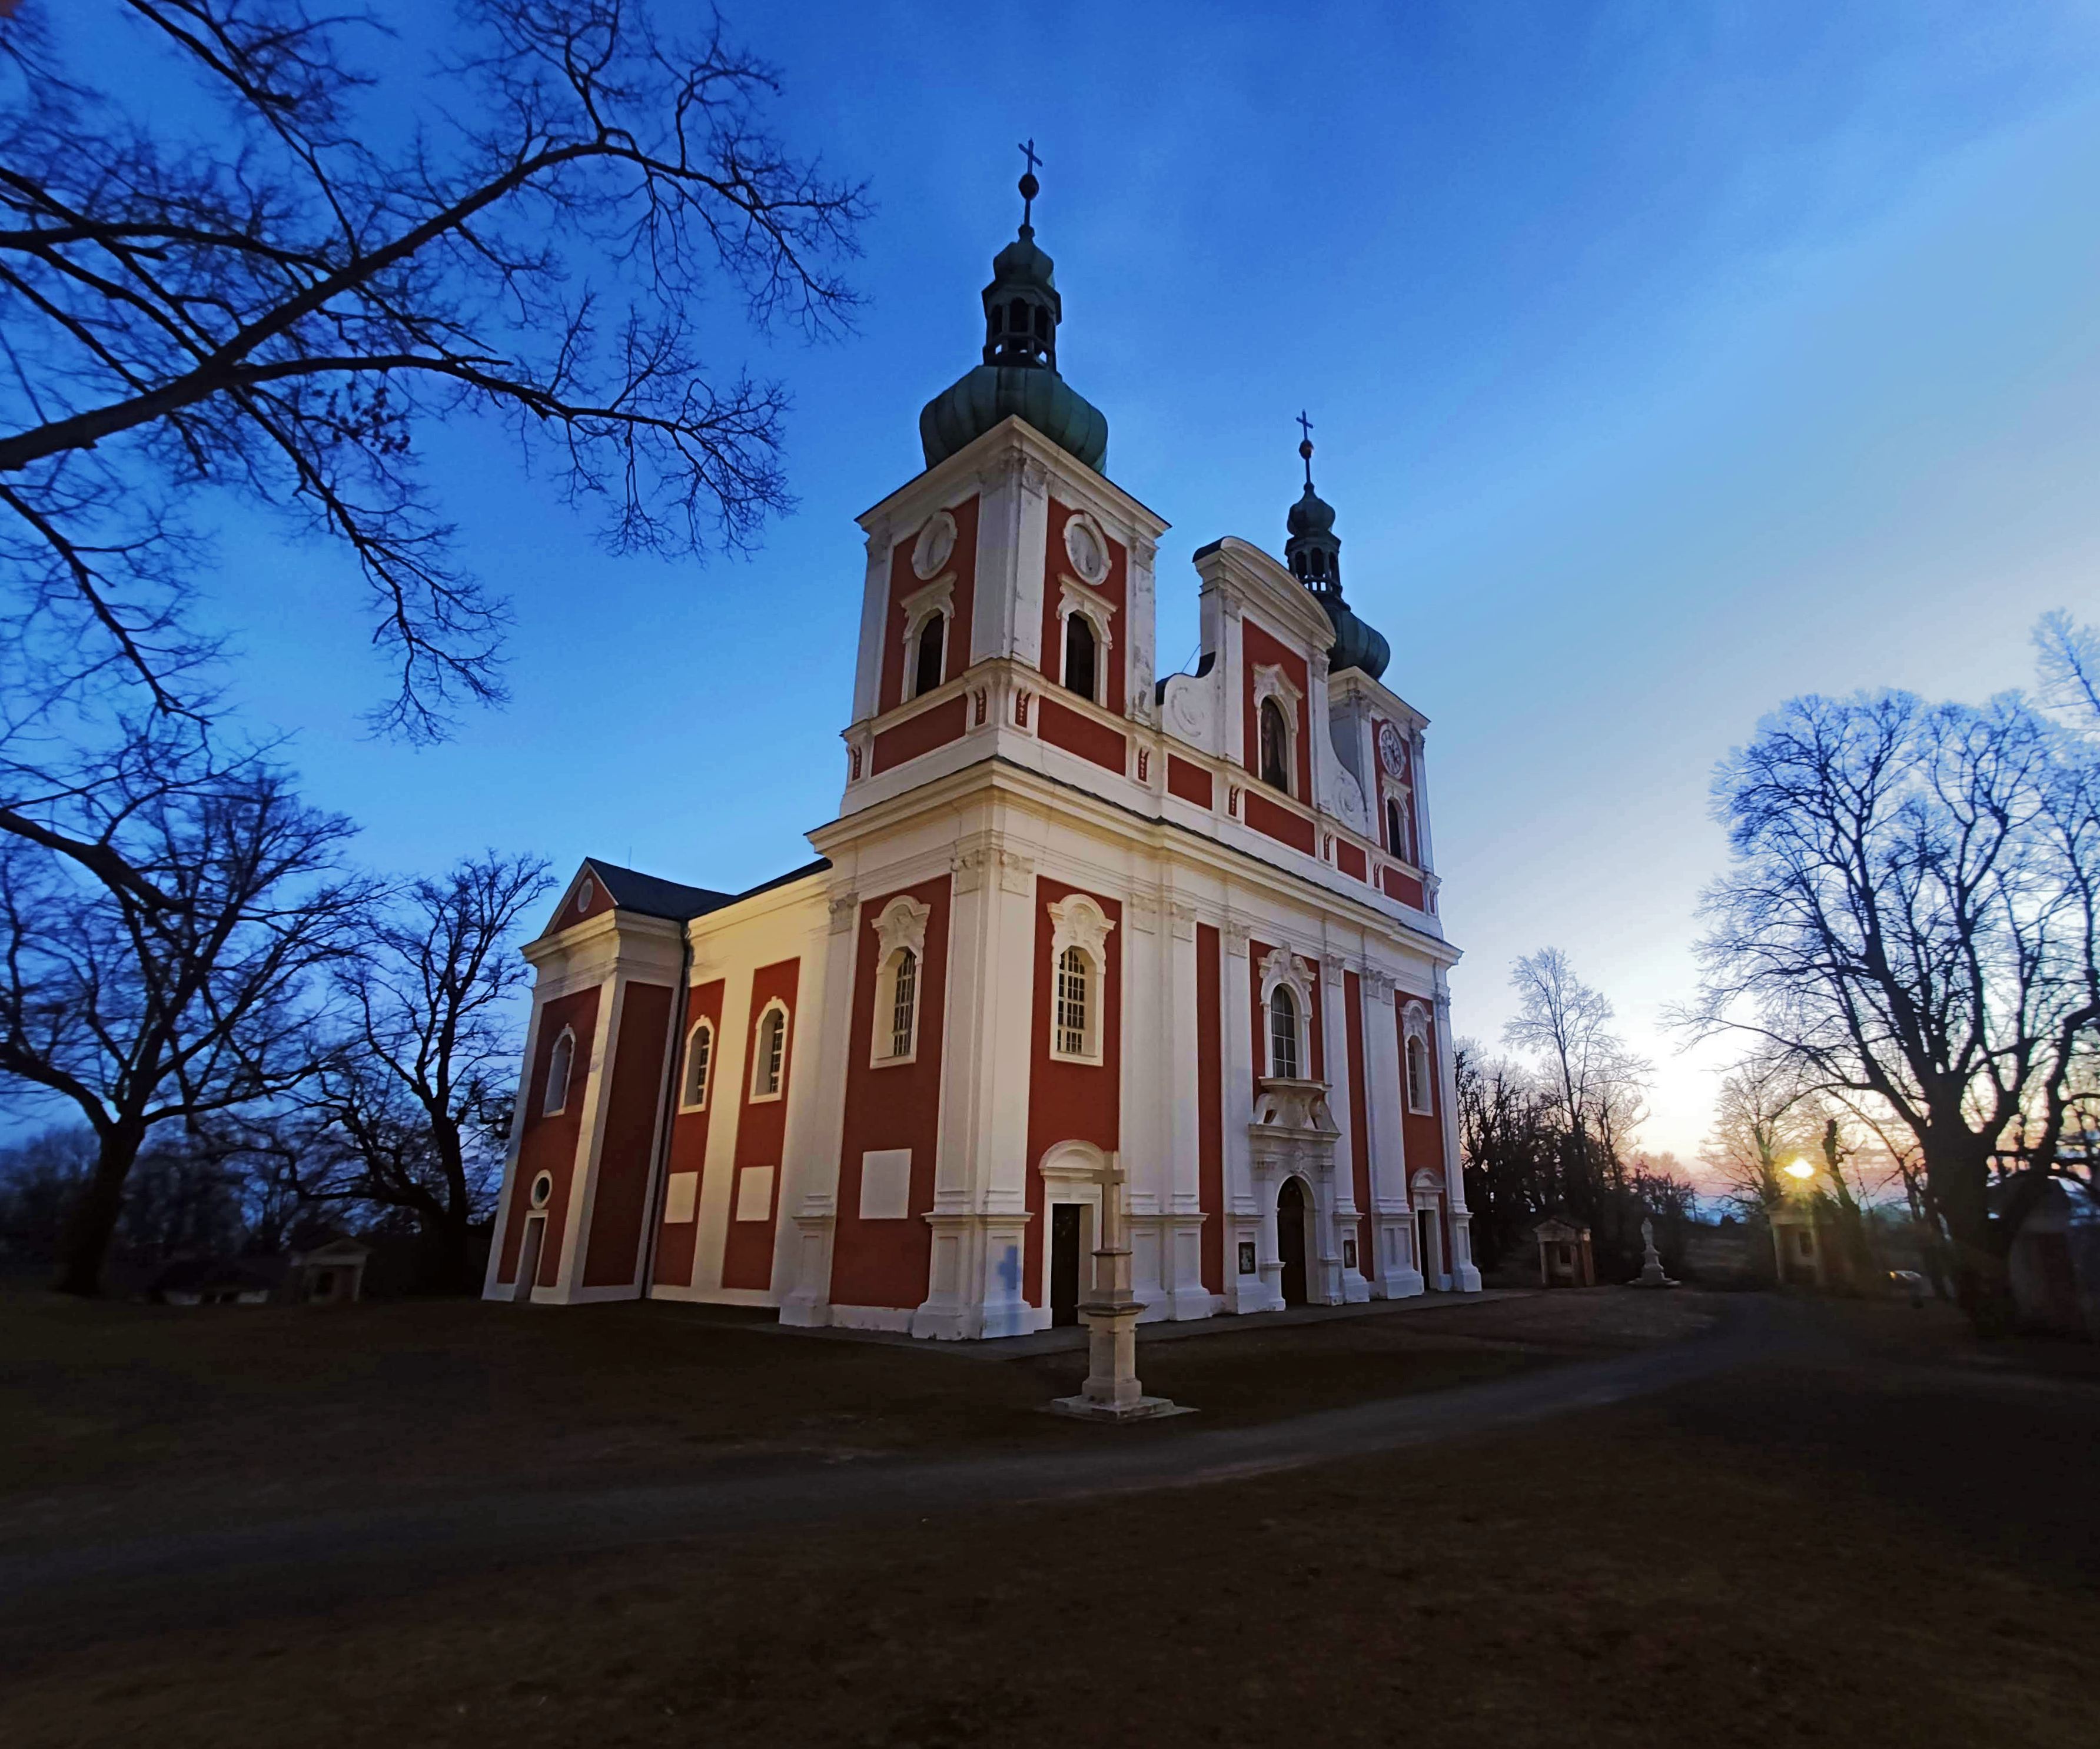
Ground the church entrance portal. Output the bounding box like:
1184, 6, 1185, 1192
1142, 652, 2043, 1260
1278, 1177, 1309, 1308
1050, 1203, 1082, 1327
1416, 1206, 1443, 1290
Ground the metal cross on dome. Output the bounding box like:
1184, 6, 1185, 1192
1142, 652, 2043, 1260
1017, 138, 1042, 227
1297, 409, 1316, 486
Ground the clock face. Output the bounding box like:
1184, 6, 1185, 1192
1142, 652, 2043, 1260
1378, 723, 1407, 777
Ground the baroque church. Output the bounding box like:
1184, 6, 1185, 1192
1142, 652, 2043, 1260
483, 168, 1482, 1335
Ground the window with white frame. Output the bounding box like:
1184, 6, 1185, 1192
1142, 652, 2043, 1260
679, 1019, 713, 1110
1250, 664, 1302, 799
868, 895, 932, 1066
1258, 947, 1315, 1082
1055, 947, 1088, 1055
1046, 893, 1115, 1065
912, 611, 946, 698
1259, 698, 1291, 792
542, 1026, 575, 1116
751, 1002, 789, 1099
1062, 611, 1097, 701
1403, 1004, 1434, 1113
1268, 985, 1300, 1079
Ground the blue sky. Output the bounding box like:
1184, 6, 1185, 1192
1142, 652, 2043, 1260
97, 1, 2100, 1166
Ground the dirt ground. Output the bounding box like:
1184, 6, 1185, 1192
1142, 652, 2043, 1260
5, 1288, 2096, 1748
0, 1284, 1704, 1542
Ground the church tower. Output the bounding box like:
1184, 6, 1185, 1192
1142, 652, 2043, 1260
484, 159, 1478, 1332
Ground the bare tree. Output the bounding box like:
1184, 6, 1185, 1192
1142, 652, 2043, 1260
1504, 947, 1653, 1174
0, 0, 867, 743
1700, 1047, 1817, 1213
1683, 687, 2099, 1322
0, 763, 367, 1292
284, 850, 550, 1291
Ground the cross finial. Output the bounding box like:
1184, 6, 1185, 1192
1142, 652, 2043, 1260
1017, 139, 1042, 230
1296, 410, 1315, 487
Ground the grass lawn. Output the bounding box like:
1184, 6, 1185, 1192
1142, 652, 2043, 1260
4, 1287, 2095, 1747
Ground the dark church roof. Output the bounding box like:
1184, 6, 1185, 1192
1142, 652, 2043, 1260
580, 857, 832, 923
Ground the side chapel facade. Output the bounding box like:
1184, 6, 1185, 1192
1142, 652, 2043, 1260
483, 178, 1483, 1336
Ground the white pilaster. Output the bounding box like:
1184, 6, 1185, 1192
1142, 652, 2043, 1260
1220, 918, 1267, 1313
1162, 898, 1215, 1319
778, 892, 858, 1325
1436, 975, 1483, 1292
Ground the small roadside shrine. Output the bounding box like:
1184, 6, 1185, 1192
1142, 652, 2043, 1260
1531, 1216, 1594, 1288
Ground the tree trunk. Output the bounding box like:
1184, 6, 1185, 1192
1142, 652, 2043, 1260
54, 1122, 147, 1297
1927, 1130, 2006, 1330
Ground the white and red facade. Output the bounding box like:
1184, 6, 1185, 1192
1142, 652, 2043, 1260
485, 409, 1479, 1334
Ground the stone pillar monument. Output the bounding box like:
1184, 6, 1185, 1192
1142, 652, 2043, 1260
1049, 1153, 1190, 1422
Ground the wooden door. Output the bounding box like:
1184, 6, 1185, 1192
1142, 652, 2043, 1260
1051, 1203, 1082, 1327
1278, 1178, 1308, 1307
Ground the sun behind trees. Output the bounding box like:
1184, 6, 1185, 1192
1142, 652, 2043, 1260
1680, 612, 2100, 1326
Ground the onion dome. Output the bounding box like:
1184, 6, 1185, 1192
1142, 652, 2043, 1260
1285, 418, 1390, 681
919, 154, 1109, 473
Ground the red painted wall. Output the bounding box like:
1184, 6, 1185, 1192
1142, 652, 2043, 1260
1382, 865, 1428, 910
497, 985, 601, 1286
1037, 695, 1127, 773
1038, 498, 1127, 717
539, 866, 614, 939
1197, 923, 1224, 1294
871, 694, 968, 774
652, 977, 725, 1289
879, 496, 979, 716
1167, 755, 1214, 809
582, 982, 673, 1288
1335, 840, 1368, 882
1024, 879, 1122, 1305
1245, 789, 1317, 855
1344, 971, 1374, 1281
830, 877, 952, 1310
1240, 619, 1312, 801
721, 958, 801, 1292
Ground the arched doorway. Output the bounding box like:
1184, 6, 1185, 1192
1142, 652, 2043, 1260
1278, 1177, 1310, 1308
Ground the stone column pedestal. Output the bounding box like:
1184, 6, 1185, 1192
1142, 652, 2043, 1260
1048, 1153, 1192, 1424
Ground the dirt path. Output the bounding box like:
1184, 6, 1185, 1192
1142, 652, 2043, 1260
0, 1296, 1771, 1652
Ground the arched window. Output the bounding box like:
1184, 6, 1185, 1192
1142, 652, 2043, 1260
1407, 1033, 1433, 1113
889, 949, 918, 1060
753, 1004, 788, 1099
1268, 985, 1300, 1079
913, 613, 945, 698
1062, 613, 1096, 701
680, 1020, 713, 1110
1385, 798, 1405, 859
1055, 945, 1089, 1057
542, 1027, 574, 1116
1259, 697, 1291, 792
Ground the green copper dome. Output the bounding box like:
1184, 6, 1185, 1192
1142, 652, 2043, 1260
919, 165, 1108, 473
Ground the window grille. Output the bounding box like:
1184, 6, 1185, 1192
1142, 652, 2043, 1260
543, 1029, 574, 1115
684, 1023, 712, 1108
1269, 986, 1300, 1079
757, 1009, 786, 1095
1407, 1035, 1431, 1112
890, 951, 917, 1059
1055, 946, 1089, 1056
